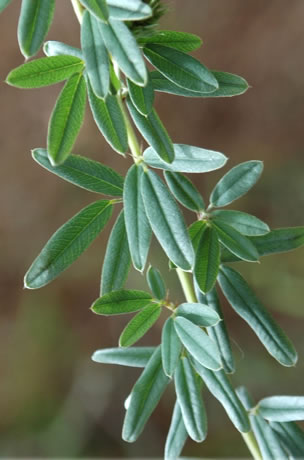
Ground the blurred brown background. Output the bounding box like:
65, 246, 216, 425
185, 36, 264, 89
0, 0, 304, 457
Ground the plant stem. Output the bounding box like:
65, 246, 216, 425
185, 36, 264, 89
176, 268, 197, 303
241, 431, 263, 460
117, 98, 142, 162
71, 0, 84, 24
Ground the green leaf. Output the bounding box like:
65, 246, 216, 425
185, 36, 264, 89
188, 220, 207, 252
195, 286, 235, 374
141, 169, 194, 270
143, 143, 227, 173
211, 70, 249, 97
176, 302, 220, 327
92, 346, 155, 367
0, 0, 12, 13
174, 317, 222, 371
100, 210, 131, 295
144, 44, 218, 93
119, 303, 161, 347
79, 0, 109, 22
257, 396, 304, 422
210, 160, 264, 208
212, 218, 259, 262
87, 80, 128, 154
126, 98, 174, 163
17, 0, 55, 58
251, 227, 304, 257
123, 165, 152, 271
270, 421, 304, 457
164, 171, 205, 211
193, 362, 250, 433
24, 200, 112, 289
47, 73, 86, 165
44, 41, 83, 59
139, 30, 202, 53
100, 18, 147, 85
127, 76, 154, 116
222, 226, 304, 263
92, 289, 152, 315
161, 317, 182, 377
122, 346, 170, 442
32, 148, 124, 196
146, 266, 166, 300
174, 356, 207, 442
81, 11, 110, 99
212, 210, 270, 236
164, 400, 188, 460
107, 0, 152, 20
150, 70, 249, 98
194, 226, 220, 293
6, 55, 84, 89
218, 266, 298, 367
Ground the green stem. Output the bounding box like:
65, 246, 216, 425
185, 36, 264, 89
71, 0, 84, 24
241, 431, 263, 460
118, 97, 142, 162
176, 268, 197, 303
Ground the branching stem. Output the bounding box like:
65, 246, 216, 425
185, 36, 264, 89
69, 5, 264, 458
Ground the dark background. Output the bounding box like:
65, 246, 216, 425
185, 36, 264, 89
0, 0, 303, 457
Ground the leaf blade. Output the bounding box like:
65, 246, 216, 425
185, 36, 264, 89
143, 143, 227, 173
6, 55, 85, 89
108, 0, 152, 21
257, 396, 304, 422
123, 165, 152, 271
146, 266, 166, 300
100, 18, 147, 85
119, 303, 161, 347
24, 200, 112, 289
164, 171, 205, 211
161, 317, 182, 377
174, 356, 207, 442
139, 30, 202, 53
81, 10, 110, 99
212, 210, 270, 236
141, 169, 194, 270
151, 69, 249, 98
212, 218, 259, 262
218, 266, 298, 367
92, 346, 155, 367
91, 289, 152, 315
193, 362, 250, 433
122, 346, 170, 442
79, 0, 109, 22
174, 316, 222, 371
144, 44, 218, 93
164, 400, 188, 460
17, 0, 55, 58
32, 148, 124, 196
194, 226, 220, 293
100, 210, 131, 295
87, 80, 128, 154
210, 160, 263, 207
47, 72, 86, 165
